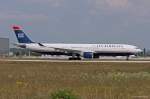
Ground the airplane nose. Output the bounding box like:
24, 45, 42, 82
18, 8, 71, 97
136, 49, 143, 53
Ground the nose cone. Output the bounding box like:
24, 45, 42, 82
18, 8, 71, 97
136, 49, 143, 53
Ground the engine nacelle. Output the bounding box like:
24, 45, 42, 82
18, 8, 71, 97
83, 52, 93, 59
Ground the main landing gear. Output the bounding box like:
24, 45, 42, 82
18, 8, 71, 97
126, 55, 129, 60
68, 54, 81, 60
69, 57, 81, 60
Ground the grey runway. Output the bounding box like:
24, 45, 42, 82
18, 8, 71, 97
1, 59, 150, 63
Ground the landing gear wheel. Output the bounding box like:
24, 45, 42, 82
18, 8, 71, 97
69, 57, 81, 60
77, 57, 81, 60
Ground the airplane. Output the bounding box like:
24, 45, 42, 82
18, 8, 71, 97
12, 25, 142, 60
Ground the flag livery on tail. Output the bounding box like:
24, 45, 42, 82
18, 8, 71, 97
13, 25, 33, 43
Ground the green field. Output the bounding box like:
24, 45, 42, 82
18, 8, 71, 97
0, 61, 150, 99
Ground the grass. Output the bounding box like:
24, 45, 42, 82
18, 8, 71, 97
0, 61, 150, 99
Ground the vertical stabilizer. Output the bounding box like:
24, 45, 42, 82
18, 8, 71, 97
13, 25, 33, 43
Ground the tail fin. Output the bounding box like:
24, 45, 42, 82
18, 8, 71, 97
12, 25, 33, 43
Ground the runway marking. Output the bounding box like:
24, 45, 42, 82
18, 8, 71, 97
1, 59, 150, 63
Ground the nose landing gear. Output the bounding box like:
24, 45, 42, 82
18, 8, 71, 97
126, 55, 129, 60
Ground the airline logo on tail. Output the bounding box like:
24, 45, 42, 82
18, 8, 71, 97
17, 33, 25, 38
12, 25, 34, 43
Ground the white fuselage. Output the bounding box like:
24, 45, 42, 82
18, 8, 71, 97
24, 43, 142, 54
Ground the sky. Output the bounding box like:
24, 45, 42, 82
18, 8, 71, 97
0, 0, 150, 48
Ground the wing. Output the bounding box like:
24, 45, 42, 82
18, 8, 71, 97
38, 43, 81, 53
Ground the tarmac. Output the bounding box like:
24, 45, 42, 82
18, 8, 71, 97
1, 58, 150, 63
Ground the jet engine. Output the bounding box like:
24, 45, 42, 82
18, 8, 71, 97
82, 52, 93, 59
